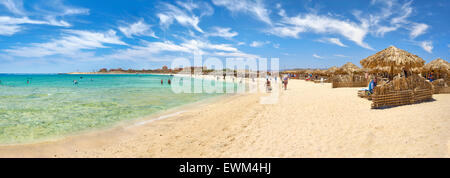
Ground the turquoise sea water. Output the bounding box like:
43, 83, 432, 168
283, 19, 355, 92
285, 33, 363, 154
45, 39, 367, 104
0, 74, 235, 144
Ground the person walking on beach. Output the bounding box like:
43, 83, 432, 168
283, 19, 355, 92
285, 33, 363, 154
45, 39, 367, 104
283, 76, 288, 90
266, 79, 272, 93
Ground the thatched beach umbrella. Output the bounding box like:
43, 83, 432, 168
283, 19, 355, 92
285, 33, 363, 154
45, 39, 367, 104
422, 58, 449, 78
296, 69, 306, 74
336, 62, 362, 75
326, 66, 338, 76
313, 69, 325, 76
360, 46, 425, 76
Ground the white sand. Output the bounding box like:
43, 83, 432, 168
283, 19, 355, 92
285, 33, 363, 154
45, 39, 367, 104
0, 80, 449, 157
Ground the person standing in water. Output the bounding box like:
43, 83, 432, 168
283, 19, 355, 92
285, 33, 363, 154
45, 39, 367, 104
168, 79, 171, 85
161, 79, 163, 85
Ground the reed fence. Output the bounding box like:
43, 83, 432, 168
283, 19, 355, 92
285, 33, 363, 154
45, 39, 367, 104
332, 81, 368, 88
371, 88, 433, 109
434, 86, 450, 94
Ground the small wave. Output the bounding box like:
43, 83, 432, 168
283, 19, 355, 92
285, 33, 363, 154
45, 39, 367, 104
130, 111, 185, 127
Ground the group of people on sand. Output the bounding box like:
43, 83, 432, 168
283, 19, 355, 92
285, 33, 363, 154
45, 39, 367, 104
265, 75, 289, 93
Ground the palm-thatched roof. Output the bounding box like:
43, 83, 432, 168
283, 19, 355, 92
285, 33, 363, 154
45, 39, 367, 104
336, 62, 361, 75
422, 58, 449, 74
369, 66, 390, 74
312, 69, 326, 75
360, 46, 425, 74
283, 69, 307, 74
325, 66, 338, 75
305, 69, 314, 74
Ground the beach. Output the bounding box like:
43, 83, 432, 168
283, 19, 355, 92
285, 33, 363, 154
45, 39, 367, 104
0, 79, 449, 158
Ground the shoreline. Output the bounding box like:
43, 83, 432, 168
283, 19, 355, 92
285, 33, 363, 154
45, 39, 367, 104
65, 72, 174, 75
0, 91, 253, 157
0, 91, 235, 147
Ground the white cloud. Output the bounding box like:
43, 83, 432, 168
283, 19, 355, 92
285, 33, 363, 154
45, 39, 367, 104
374, 26, 398, 37
357, 0, 429, 40
105, 39, 259, 61
212, 51, 259, 59
119, 20, 157, 38
270, 3, 371, 49
0, 0, 89, 36
266, 0, 429, 50
313, 54, 323, 59
250, 41, 270, 47
4, 30, 127, 57
182, 39, 239, 53
0, 23, 21, 36
273, 43, 280, 48
317, 38, 347, 47
269, 13, 371, 49
206, 27, 238, 38
237, 42, 246, 46
157, 1, 213, 33
0, 0, 25, 15
176, 1, 214, 17
420, 41, 433, 53
410, 23, 428, 39
0, 16, 67, 36
334, 54, 349, 58
212, 0, 272, 25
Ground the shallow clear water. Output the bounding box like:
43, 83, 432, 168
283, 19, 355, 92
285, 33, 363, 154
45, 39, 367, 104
0, 74, 237, 144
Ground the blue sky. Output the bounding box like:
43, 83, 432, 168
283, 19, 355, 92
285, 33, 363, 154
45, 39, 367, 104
0, 0, 448, 73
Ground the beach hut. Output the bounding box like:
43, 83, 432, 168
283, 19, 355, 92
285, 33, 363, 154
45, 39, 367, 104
326, 66, 338, 76
360, 46, 434, 108
360, 46, 425, 79
331, 62, 367, 88
422, 58, 449, 79
422, 58, 450, 94
312, 69, 327, 77
336, 62, 362, 75
311, 69, 328, 83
